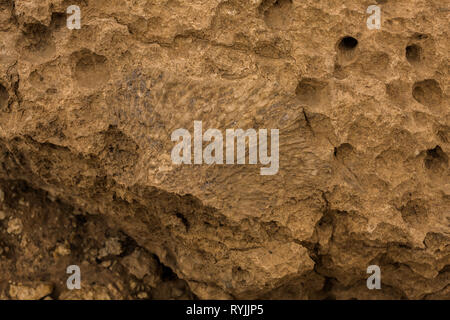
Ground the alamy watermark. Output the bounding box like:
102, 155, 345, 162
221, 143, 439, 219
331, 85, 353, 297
66, 5, 81, 30
367, 265, 381, 289
171, 121, 279, 175
367, 5, 381, 30
65, 5, 380, 30
66, 265, 81, 290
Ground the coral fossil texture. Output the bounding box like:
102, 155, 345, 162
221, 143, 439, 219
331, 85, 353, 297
0, 0, 449, 300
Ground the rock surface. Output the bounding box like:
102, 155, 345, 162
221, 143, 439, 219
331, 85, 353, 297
0, 0, 449, 299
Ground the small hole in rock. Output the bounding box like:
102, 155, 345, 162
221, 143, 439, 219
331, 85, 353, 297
73, 50, 110, 89
412, 79, 442, 108
262, 0, 293, 29
400, 200, 428, 225
333, 143, 354, 162
339, 36, 358, 51
406, 44, 422, 63
424, 146, 448, 172
295, 78, 328, 105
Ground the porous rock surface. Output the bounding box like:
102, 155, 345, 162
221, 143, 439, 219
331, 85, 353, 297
0, 0, 449, 299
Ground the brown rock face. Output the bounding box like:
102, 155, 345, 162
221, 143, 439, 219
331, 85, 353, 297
0, 0, 449, 299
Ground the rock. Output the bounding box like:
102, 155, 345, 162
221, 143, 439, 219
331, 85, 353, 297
13, 0, 53, 26
0, 210, 6, 220
0, 0, 448, 299
9, 282, 53, 300
137, 292, 148, 299
98, 237, 122, 258
54, 243, 71, 256
7, 218, 23, 235
120, 249, 159, 282
59, 284, 125, 300
18, 198, 29, 207
101, 260, 112, 268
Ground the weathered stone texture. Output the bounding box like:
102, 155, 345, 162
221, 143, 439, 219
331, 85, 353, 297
0, 0, 448, 299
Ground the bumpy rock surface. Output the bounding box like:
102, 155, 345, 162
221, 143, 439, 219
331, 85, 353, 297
0, 0, 449, 299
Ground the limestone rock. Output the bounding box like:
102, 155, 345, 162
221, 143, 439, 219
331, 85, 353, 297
59, 284, 125, 300
120, 248, 159, 282
98, 237, 122, 259
7, 218, 23, 235
9, 282, 53, 300
0, 0, 448, 299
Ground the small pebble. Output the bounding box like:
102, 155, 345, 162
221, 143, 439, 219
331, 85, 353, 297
101, 260, 112, 268
54, 244, 71, 256
7, 218, 23, 235
137, 292, 148, 299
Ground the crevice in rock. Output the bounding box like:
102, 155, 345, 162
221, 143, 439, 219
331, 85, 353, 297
406, 44, 422, 63
0, 177, 196, 300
